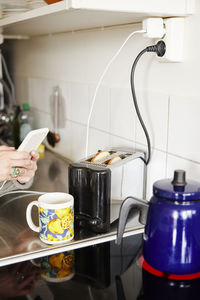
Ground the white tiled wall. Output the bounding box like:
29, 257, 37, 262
168, 95, 200, 162
89, 85, 110, 133
9, 8, 200, 198
110, 87, 136, 141
135, 91, 169, 152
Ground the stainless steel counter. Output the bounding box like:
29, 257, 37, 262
0, 150, 144, 267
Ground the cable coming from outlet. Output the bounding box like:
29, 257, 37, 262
85, 29, 146, 157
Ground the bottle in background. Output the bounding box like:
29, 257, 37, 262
18, 103, 34, 142
12, 105, 21, 148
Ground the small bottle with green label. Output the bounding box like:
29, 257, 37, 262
18, 103, 34, 142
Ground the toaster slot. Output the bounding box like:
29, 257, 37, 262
103, 155, 122, 165
103, 153, 132, 165
85, 150, 111, 163
82, 149, 138, 167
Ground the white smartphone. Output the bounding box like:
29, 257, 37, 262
17, 128, 49, 153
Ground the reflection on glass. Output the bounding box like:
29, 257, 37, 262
141, 268, 200, 300
32, 251, 75, 282
0, 261, 40, 298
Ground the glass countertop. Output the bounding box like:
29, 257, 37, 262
0, 234, 198, 300
0, 149, 144, 267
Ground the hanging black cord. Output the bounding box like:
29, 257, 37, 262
130, 41, 166, 165
130, 48, 151, 165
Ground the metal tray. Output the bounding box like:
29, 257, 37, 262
0, 149, 144, 267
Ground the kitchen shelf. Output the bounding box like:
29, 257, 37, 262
0, 150, 144, 267
0, 192, 144, 267
0, 0, 195, 37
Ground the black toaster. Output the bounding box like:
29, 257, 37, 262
69, 148, 146, 233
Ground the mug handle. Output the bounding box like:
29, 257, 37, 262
31, 258, 41, 268
26, 201, 40, 232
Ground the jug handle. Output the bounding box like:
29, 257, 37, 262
116, 196, 149, 245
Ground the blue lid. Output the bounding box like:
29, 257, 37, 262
153, 170, 200, 201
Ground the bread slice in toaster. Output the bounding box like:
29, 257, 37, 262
91, 150, 110, 162
107, 156, 122, 165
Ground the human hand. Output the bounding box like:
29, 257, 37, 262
0, 146, 39, 183
0, 261, 40, 298
0, 146, 30, 182
30, 150, 40, 162
0, 145, 15, 151
17, 150, 39, 184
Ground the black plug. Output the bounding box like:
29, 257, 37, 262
146, 40, 166, 57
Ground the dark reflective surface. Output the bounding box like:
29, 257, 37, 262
0, 234, 142, 299
0, 234, 199, 300
141, 269, 200, 300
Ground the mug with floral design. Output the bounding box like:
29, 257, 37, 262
26, 192, 74, 244
32, 251, 75, 282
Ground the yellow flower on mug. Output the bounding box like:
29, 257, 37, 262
57, 268, 72, 278
61, 217, 73, 231
39, 207, 44, 214
47, 234, 59, 241
63, 254, 74, 268
48, 219, 64, 234
55, 207, 72, 219
61, 211, 74, 229
49, 253, 65, 269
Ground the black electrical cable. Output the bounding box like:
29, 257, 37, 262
130, 41, 166, 165
130, 48, 150, 165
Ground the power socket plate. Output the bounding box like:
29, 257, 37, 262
158, 17, 185, 63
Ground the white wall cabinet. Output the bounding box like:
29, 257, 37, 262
0, 0, 195, 37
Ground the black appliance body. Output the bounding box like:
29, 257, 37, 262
69, 148, 146, 233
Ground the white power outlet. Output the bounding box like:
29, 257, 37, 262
143, 18, 165, 39
158, 17, 185, 62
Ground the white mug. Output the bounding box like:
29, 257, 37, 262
26, 192, 74, 244
31, 251, 75, 282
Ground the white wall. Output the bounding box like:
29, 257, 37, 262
8, 3, 200, 198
